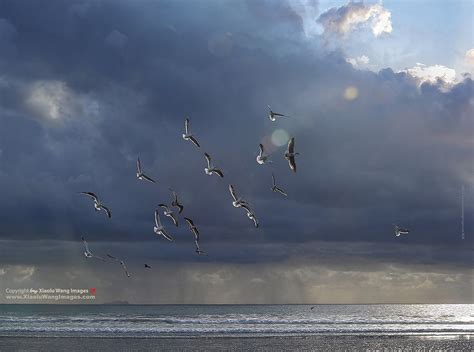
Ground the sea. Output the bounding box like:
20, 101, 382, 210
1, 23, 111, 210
0, 304, 472, 338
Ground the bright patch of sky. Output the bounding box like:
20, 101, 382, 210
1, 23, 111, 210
316, 0, 473, 80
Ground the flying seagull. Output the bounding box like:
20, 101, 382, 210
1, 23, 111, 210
158, 203, 178, 227
284, 137, 299, 173
79, 192, 112, 218
245, 210, 259, 228
182, 117, 201, 148
256, 143, 272, 165
136, 157, 156, 183
229, 184, 249, 208
169, 188, 184, 214
81, 236, 105, 261
184, 217, 206, 255
394, 224, 410, 237
271, 173, 287, 196
144, 264, 152, 269
154, 209, 174, 241
204, 153, 224, 177
107, 254, 131, 278
267, 105, 289, 122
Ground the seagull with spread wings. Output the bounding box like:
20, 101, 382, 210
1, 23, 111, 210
81, 236, 105, 261
79, 192, 112, 218
154, 209, 173, 241
182, 117, 201, 148
271, 173, 287, 196
169, 188, 184, 214
158, 203, 178, 227
184, 217, 206, 255
204, 153, 224, 177
136, 157, 156, 183
267, 105, 290, 122
284, 137, 299, 173
229, 184, 249, 208
256, 143, 272, 165
107, 254, 131, 278
394, 224, 410, 237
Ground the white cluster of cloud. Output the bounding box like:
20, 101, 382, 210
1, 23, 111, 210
403, 63, 457, 86
317, 2, 392, 37
25, 80, 100, 122
346, 55, 370, 67
465, 48, 474, 66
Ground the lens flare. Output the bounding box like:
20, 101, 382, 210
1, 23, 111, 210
344, 86, 358, 100
271, 129, 290, 147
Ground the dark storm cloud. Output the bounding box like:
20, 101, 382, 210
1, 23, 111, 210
0, 0, 472, 275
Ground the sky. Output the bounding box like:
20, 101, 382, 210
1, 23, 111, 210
0, 0, 472, 304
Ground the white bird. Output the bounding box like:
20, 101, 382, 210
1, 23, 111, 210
229, 184, 249, 208
267, 105, 290, 122
79, 192, 112, 218
184, 217, 206, 255
232, 196, 258, 228
154, 209, 173, 241
256, 143, 272, 165
107, 254, 131, 278
182, 117, 201, 148
169, 188, 184, 214
81, 236, 105, 261
271, 173, 287, 196
284, 137, 299, 173
158, 203, 178, 227
245, 210, 259, 228
204, 153, 224, 177
136, 157, 156, 183
394, 224, 410, 237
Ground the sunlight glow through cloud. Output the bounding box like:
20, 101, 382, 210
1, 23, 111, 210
344, 86, 358, 100
271, 129, 290, 147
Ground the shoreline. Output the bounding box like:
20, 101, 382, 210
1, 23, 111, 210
0, 333, 472, 339
0, 334, 472, 352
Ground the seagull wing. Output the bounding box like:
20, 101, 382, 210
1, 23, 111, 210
189, 135, 200, 148
92, 254, 105, 261
80, 192, 98, 202
101, 206, 112, 218
213, 169, 224, 177
176, 203, 184, 214
288, 137, 295, 154
170, 190, 179, 205
250, 214, 259, 228
155, 209, 162, 227
137, 158, 142, 174
184, 217, 194, 228
142, 174, 156, 183
240, 204, 252, 213
275, 186, 288, 196
107, 254, 117, 260
288, 156, 296, 173
204, 153, 212, 168
120, 261, 131, 278
161, 229, 174, 242
229, 184, 238, 202
271, 173, 276, 187
192, 227, 200, 242
185, 118, 190, 135
82, 237, 90, 252
158, 204, 170, 212
170, 213, 178, 227
258, 144, 264, 157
